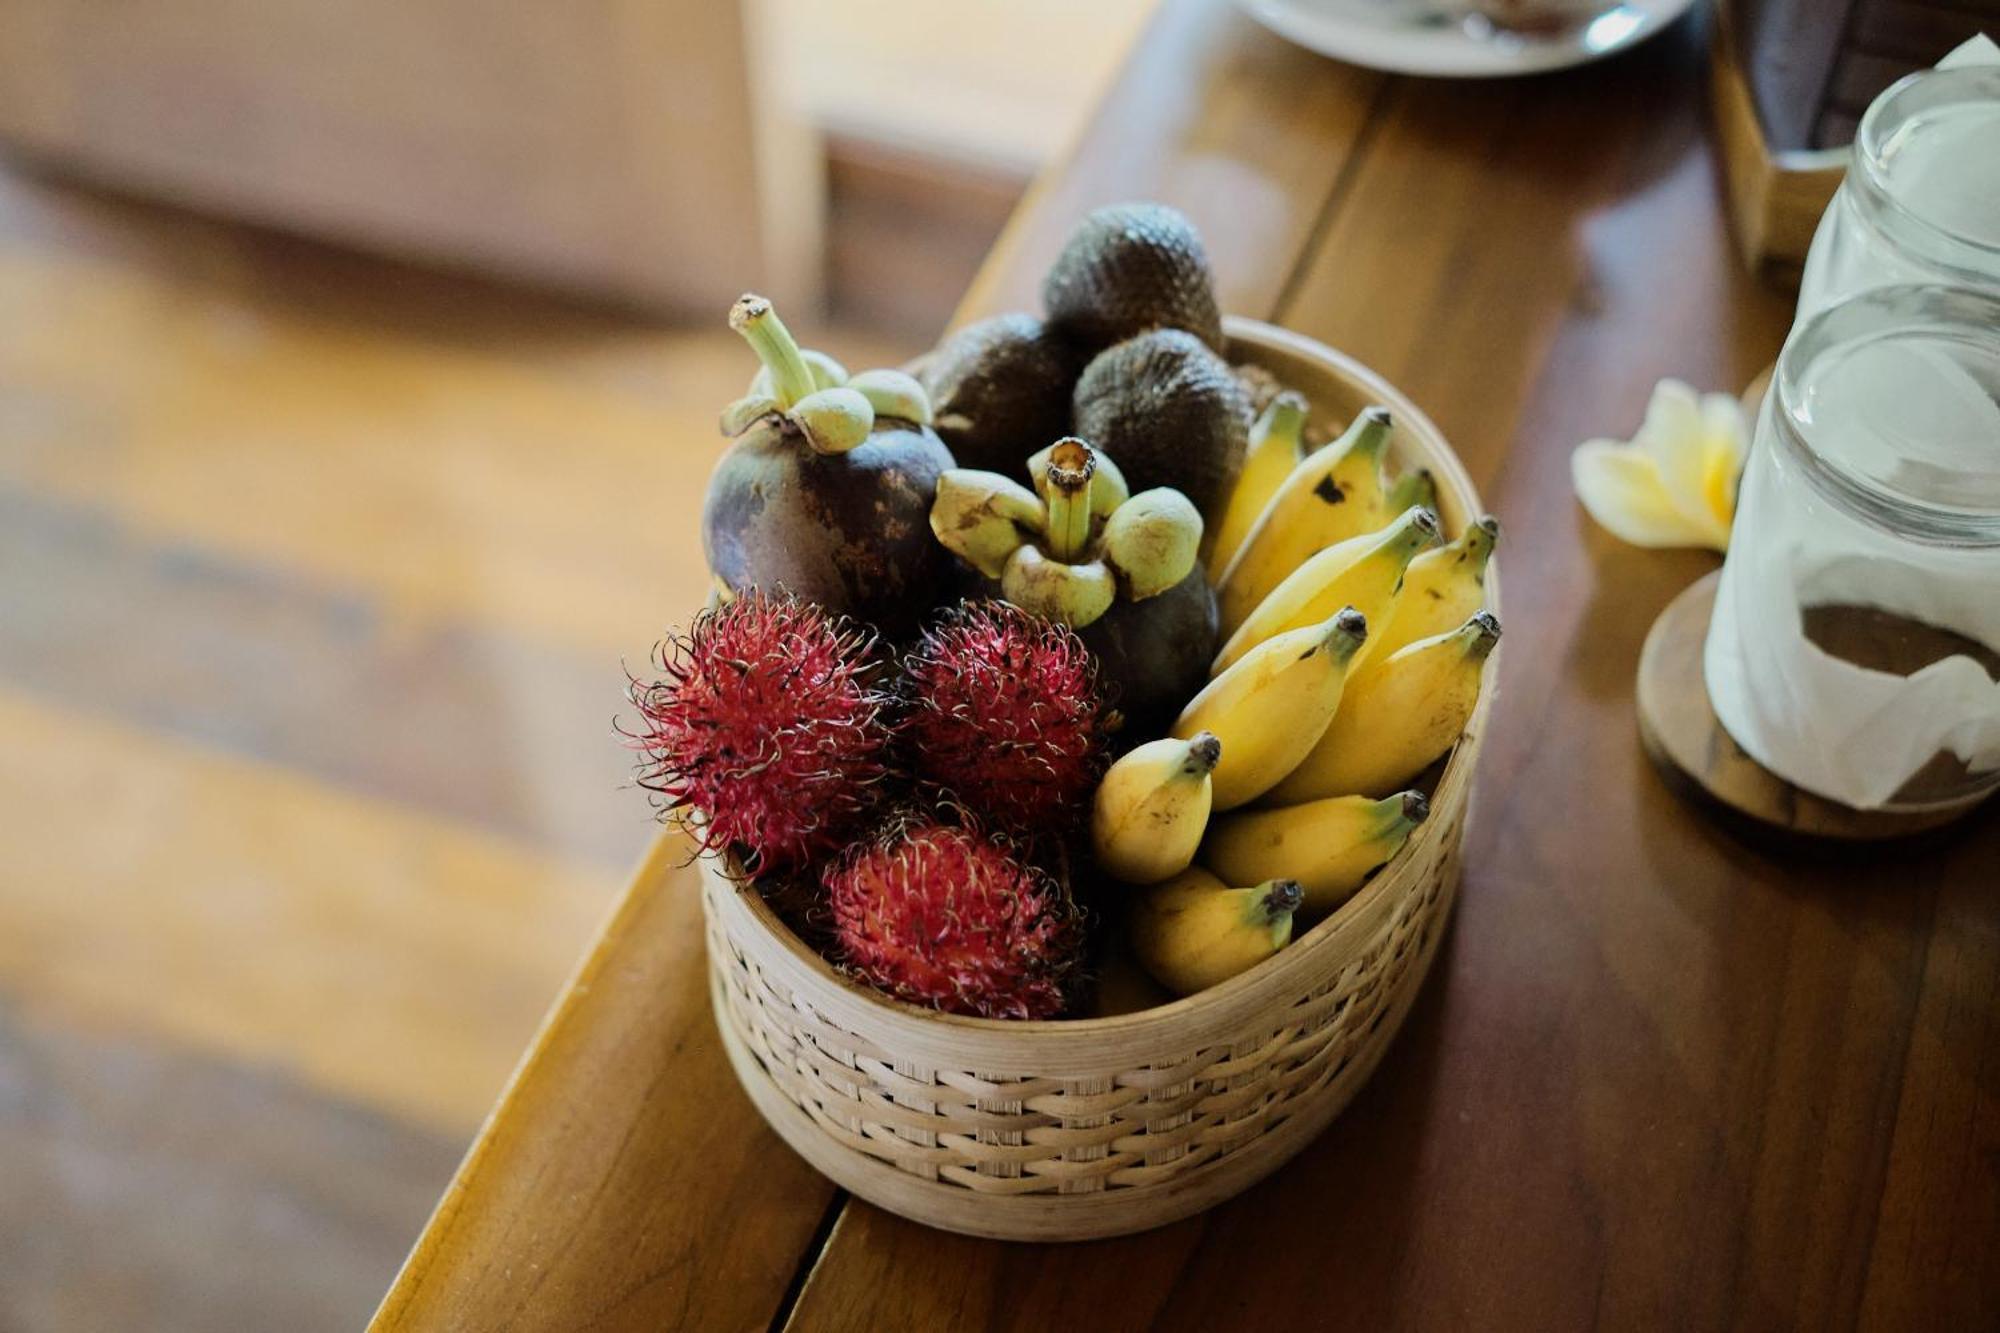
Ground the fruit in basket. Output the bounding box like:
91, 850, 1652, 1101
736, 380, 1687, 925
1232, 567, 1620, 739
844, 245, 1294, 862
1270, 610, 1502, 802
625, 592, 893, 871
1202, 790, 1429, 916
1076, 567, 1219, 736
1369, 515, 1500, 662
1073, 328, 1250, 521
1087, 937, 1178, 1017
1173, 608, 1369, 810
1385, 466, 1438, 518
902, 601, 1112, 833
826, 814, 1085, 1020
1129, 868, 1302, 996
1042, 202, 1225, 355
931, 439, 1219, 729
1212, 505, 1441, 673
1215, 406, 1394, 635
703, 295, 955, 638
1098, 487, 1206, 600
1230, 362, 1286, 422
920, 312, 1076, 475
1091, 731, 1221, 884
1209, 391, 1309, 578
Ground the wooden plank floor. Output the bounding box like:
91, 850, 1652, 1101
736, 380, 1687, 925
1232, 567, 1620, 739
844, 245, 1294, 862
0, 160, 917, 1330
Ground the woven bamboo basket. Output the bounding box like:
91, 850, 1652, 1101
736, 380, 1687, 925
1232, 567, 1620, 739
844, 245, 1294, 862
704, 317, 1498, 1241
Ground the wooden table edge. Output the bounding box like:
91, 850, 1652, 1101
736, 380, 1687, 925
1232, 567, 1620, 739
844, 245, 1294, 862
367, 832, 687, 1329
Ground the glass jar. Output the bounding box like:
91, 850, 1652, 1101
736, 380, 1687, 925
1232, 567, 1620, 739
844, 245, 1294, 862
1797, 66, 2000, 320
1705, 285, 2000, 811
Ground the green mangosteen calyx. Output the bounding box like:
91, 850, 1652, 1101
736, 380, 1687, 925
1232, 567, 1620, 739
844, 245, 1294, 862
930, 437, 1202, 629
723, 294, 933, 454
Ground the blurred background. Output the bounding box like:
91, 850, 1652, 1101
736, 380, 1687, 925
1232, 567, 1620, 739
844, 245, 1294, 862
0, 0, 1150, 1326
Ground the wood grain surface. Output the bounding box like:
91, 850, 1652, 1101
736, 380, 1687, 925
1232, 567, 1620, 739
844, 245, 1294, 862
376, 3, 2000, 1330
0, 164, 916, 1329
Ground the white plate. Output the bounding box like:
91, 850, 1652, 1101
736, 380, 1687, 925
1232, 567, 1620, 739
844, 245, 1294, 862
1238, 0, 1698, 78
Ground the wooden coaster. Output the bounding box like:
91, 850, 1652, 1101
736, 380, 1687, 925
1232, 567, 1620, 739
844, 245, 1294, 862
1635, 570, 1982, 841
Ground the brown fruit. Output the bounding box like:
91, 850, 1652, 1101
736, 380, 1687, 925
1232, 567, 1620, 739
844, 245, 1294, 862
1072, 328, 1250, 521
1042, 203, 1225, 355
1078, 565, 1219, 737
921, 313, 1076, 475
702, 418, 955, 639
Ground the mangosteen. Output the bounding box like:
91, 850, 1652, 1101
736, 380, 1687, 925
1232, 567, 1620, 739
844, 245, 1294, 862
1079, 566, 1218, 737
1073, 327, 1250, 523
1042, 202, 1225, 356
702, 295, 955, 639
930, 438, 1219, 737
920, 312, 1076, 475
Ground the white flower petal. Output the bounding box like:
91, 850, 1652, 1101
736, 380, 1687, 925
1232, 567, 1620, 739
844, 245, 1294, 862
1572, 439, 1719, 549
1630, 380, 1723, 539
1634, 380, 1705, 465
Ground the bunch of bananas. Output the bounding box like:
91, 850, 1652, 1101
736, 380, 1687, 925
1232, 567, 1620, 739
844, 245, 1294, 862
1095, 399, 1500, 999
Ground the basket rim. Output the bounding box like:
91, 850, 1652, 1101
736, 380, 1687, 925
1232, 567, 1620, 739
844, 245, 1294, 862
708, 315, 1497, 1045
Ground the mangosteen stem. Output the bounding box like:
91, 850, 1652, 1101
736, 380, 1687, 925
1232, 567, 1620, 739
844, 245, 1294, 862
730, 294, 816, 410
1043, 438, 1097, 563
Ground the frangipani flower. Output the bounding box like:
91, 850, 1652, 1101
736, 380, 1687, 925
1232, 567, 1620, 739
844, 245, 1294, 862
1572, 379, 1748, 552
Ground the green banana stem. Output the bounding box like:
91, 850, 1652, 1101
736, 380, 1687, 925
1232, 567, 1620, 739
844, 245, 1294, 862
729, 294, 816, 410
1325, 606, 1370, 660
1043, 438, 1097, 562
1263, 392, 1308, 451
1462, 609, 1503, 658
1349, 407, 1394, 465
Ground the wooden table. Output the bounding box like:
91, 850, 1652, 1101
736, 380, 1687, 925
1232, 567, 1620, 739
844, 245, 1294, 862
371, 4, 2000, 1328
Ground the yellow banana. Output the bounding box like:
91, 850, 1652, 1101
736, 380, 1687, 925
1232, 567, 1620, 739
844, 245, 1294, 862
1173, 608, 1368, 810
1384, 465, 1437, 517
1129, 867, 1303, 996
1202, 790, 1428, 916
1369, 515, 1499, 663
1269, 610, 1501, 802
1211, 505, 1440, 674
1091, 732, 1222, 884
1207, 391, 1308, 578
1215, 406, 1394, 635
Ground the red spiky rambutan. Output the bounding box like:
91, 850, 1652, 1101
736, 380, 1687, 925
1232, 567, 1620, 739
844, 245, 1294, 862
826, 813, 1085, 1019
901, 600, 1111, 833
625, 591, 893, 871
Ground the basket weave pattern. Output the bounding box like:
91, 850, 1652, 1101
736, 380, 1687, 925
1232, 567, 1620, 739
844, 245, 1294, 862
706, 805, 1460, 1199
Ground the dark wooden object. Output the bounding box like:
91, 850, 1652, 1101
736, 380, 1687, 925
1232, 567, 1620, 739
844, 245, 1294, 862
1711, 0, 1999, 271
374, 5, 2000, 1330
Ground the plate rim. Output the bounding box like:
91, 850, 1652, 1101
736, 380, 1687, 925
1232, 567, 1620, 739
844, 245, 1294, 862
1236, 0, 1699, 78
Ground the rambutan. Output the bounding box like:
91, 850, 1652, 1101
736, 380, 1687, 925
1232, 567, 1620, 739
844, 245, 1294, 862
625, 591, 893, 871
825, 814, 1085, 1020
901, 600, 1111, 833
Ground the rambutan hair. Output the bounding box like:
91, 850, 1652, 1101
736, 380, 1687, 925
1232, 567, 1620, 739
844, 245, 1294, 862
825, 810, 1085, 1020
624, 590, 894, 871
901, 600, 1111, 834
